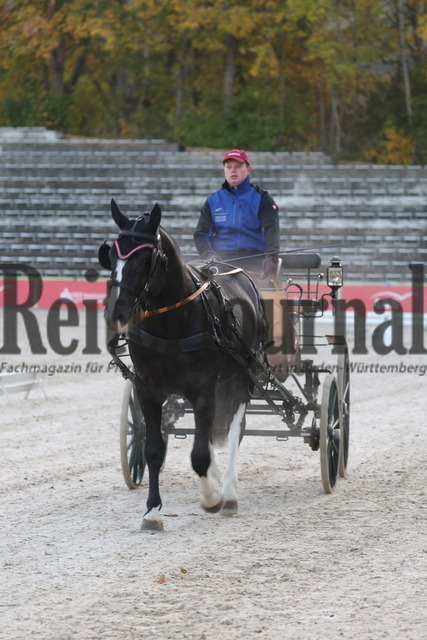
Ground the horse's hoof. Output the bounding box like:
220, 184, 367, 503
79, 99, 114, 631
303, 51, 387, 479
202, 501, 223, 514
220, 500, 238, 516
141, 506, 164, 532
141, 518, 164, 532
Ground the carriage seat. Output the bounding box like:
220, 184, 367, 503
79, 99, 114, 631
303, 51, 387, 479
280, 252, 321, 270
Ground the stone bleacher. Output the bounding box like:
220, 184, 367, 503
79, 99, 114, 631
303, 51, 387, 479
0, 127, 425, 284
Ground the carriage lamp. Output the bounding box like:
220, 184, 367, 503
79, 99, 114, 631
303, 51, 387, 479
327, 257, 343, 298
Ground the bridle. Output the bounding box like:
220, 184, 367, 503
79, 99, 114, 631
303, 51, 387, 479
109, 223, 168, 299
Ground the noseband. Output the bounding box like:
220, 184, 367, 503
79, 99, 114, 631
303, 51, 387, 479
114, 239, 157, 261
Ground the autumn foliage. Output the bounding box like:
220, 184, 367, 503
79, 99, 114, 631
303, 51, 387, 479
1, 0, 427, 163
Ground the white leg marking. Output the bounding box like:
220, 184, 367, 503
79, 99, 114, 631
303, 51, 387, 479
141, 505, 164, 532
222, 402, 245, 503
200, 443, 222, 511
143, 505, 162, 521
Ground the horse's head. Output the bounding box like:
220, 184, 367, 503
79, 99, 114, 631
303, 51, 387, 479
99, 199, 168, 333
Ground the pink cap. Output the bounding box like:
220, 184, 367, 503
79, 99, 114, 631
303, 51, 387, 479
222, 149, 251, 165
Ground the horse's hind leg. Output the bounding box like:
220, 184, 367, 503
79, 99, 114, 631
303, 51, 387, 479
221, 402, 246, 517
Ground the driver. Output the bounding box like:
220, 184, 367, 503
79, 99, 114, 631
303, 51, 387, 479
194, 149, 280, 280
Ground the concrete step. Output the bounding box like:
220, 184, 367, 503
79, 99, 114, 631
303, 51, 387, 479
0, 131, 179, 153
0, 129, 425, 284
2, 174, 427, 199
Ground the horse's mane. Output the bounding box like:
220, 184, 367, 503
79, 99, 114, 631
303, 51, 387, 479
158, 225, 194, 289
159, 226, 184, 261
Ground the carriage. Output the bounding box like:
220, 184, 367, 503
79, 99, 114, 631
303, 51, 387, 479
100, 200, 350, 530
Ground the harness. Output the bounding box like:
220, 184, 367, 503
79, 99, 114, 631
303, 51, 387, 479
108, 262, 264, 379
106, 232, 308, 427
106, 213, 268, 379
130, 264, 242, 354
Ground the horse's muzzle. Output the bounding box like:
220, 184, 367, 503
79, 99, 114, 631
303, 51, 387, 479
104, 285, 132, 333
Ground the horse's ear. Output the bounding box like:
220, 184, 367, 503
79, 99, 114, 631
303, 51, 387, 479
98, 242, 112, 270
147, 202, 162, 235
111, 198, 129, 229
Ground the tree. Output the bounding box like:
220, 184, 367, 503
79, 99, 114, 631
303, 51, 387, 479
0, 0, 122, 129
1, 0, 426, 160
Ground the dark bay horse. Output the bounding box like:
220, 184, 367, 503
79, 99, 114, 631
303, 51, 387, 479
99, 199, 267, 530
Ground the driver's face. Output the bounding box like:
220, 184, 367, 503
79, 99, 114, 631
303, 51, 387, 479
223, 160, 251, 188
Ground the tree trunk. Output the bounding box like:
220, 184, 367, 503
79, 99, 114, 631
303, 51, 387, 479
175, 38, 190, 123
49, 36, 66, 97
318, 78, 326, 153
397, 0, 413, 128
329, 93, 340, 163
277, 31, 286, 146
223, 33, 237, 114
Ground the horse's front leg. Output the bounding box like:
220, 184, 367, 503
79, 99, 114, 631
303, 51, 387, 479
192, 403, 223, 513
138, 397, 166, 532
221, 402, 246, 517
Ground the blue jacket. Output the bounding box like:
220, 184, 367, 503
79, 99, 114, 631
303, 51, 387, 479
194, 177, 280, 258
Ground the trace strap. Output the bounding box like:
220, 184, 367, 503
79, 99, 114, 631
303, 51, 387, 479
139, 280, 211, 318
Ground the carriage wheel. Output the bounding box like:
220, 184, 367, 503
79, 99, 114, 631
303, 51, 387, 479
319, 374, 341, 493
119, 380, 170, 489
120, 379, 146, 489
337, 344, 350, 478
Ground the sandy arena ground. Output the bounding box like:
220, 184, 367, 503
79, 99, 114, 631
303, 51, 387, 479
1, 310, 426, 640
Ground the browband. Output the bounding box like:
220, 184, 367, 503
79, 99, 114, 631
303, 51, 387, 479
117, 229, 158, 241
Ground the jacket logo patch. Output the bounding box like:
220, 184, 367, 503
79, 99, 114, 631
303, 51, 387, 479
213, 207, 228, 223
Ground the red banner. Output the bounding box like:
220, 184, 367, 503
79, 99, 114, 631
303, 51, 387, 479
0, 278, 425, 313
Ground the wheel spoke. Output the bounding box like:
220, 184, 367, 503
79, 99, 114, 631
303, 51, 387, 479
330, 436, 340, 456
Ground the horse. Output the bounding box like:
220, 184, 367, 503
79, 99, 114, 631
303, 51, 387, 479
99, 199, 268, 531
